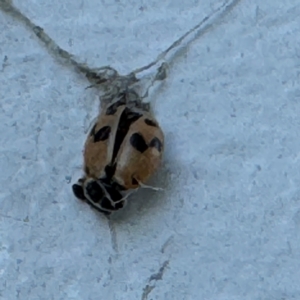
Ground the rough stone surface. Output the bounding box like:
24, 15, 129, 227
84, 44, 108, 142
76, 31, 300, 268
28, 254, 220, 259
1, 0, 300, 299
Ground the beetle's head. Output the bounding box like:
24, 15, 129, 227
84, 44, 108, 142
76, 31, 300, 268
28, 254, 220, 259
72, 178, 126, 215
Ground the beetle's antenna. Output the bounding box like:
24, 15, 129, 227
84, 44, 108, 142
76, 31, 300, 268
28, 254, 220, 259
0, 0, 105, 77
137, 180, 164, 192
0, 0, 242, 88
129, 0, 242, 78
139, 63, 168, 100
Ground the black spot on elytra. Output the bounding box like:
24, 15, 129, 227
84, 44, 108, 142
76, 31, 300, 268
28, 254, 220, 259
111, 108, 142, 163
104, 164, 116, 180
106, 99, 125, 115
93, 126, 111, 142
85, 181, 104, 203
130, 133, 148, 153
144, 118, 157, 127
132, 177, 139, 185
72, 183, 86, 200
149, 137, 163, 152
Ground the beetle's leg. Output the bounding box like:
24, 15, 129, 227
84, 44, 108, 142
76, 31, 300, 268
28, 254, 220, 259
85, 200, 112, 215
136, 180, 164, 191
143, 62, 168, 98
99, 197, 126, 212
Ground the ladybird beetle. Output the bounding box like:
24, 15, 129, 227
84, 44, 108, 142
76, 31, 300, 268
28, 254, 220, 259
72, 90, 164, 215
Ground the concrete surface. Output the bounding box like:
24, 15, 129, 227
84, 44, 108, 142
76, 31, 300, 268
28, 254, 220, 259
1, 0, 300, 299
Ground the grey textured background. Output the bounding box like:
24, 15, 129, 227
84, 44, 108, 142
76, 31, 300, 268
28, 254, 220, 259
1, 0, 300, 299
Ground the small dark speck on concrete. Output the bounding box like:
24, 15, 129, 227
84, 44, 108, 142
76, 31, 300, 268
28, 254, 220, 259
141, 285, 155, 300
65, 175, 72, 183
149, 260, 169, 281
192, 170, 199, 180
